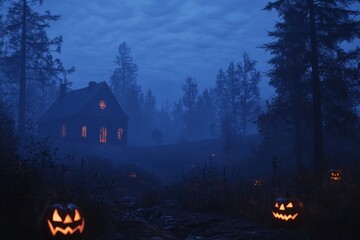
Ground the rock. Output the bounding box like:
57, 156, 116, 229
105, 197, 311, 240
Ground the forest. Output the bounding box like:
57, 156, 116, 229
1, 0, 360, 239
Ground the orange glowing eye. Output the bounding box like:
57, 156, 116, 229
74, 209, 81, 221
275, 202, 279, 208
286, 202, 293, 208
52, 209, 62, 222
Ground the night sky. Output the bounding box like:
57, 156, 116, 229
38, 0, 279, 106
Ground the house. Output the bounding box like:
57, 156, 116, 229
38, 81, 128, 145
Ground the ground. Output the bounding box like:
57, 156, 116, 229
50, 138, 312, 239
99, 197, 311, 240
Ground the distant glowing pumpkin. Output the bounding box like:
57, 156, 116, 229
329, 169, 342, 181
253, 179, 262, 187
272, 197, 303, 224
44, 203, 85, 239
128, 172, 137, 178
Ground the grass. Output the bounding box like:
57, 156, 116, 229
173, 158, 360, 239
2, 134, 360, 239
0, 136, 161, 239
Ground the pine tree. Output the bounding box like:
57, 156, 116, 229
156, 103, 170, 137
181, 76, 199, 139
262, 0, 310, 169
0, 7, 6, 99
192, 89, 216, 138
143, 89, 157, 124
307, 0, 325, 171
170, 100, 183, 138
214, 69, 227, 120
262, 0, 360, 170
225, 61, 239, 134
237, 52, 261, 136
182, 76, 198, 111
143, 89, 157, 139
110, 41, 138, 113
110, 42, 144, 144
311, 0, 360, 170
152, 128, 163, 145
200, 89, 216, 137
127, 84, 143, 144
4, 0, 73, 133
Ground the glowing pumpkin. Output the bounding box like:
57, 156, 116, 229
253, 179, 262, 187
128, 172, 137, 178
44, 203, 85, 239
329, 169, 342, 181
272, 197, 303, 226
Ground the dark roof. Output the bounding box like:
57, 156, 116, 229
38, 81, 128, 122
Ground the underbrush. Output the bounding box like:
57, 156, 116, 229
174, 159, 360, 240
2, 127, 359, 240
0, 135, 160, 239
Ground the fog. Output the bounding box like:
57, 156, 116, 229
1, 1, 360, 239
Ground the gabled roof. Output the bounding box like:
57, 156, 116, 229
38, 81, 128, 122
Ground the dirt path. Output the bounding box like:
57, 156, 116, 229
98, 197, 311, 240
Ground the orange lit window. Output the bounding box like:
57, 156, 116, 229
99, 100, 106, 109
60, 124, 67, 139
82, 126, 87, 138
117, 128, 123, 140
99, 127, 107, 143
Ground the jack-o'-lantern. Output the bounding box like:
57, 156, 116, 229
272, 196, 303, 226
253, 179, 262, 187
44, 203, 85, 239
329, 169, 342, 181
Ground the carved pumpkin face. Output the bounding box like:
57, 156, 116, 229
272, 197, 303, 223
329, 169, 342, 181
44, 204, 85, 239
253, 179, 262, 187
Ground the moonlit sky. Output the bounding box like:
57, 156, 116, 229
36, 0, 279, 106
33, 0, 277, 106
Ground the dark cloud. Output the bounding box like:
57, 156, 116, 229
39, 0, 278, 105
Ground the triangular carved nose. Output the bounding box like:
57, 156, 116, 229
63, 214, 73, 223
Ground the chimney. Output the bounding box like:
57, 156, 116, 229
60, 83, 67, 98
88, 81, 96, 89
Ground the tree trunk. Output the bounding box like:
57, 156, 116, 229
242, 86, 247, 137
18, 0, 27, 134
294, 76, 303, 170
308, 0, 325, 171
294, 117, 303, 169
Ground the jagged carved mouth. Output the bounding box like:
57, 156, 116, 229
47, 219, 85, 235
272, 212, 298, 221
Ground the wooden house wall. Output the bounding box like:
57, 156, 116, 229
38, 82, 128, 145
39, 116, 127, 145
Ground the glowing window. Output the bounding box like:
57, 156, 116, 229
117, 128, 123, 140
82, 126, 87, 138
99, 127, 107, 143
99, 100, 107, 109
60, 124, 67, 139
